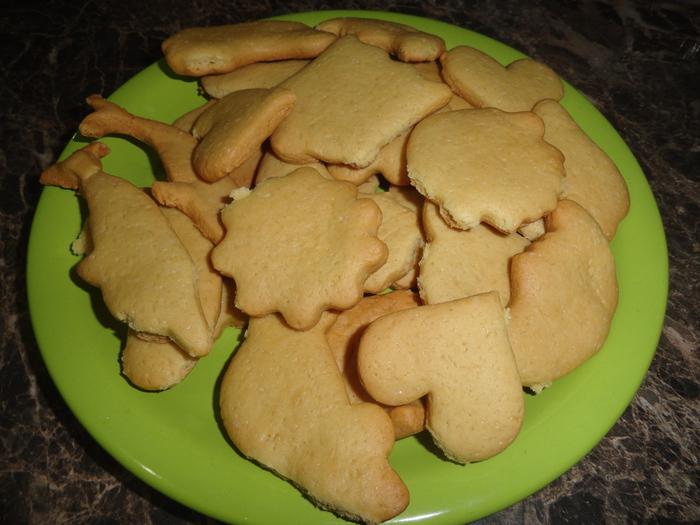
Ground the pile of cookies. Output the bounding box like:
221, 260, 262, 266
39, 16, 630, 524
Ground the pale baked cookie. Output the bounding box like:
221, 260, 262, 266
418, 200, 530, 307
162, 20, 337, 76
211, 167, 388, 330
361, 192, 425, 294
77, 94, 250, 244
518, 218, 546, 241
326, 290, 425, 440
151, 148, 262, 244
440, 45, 565, 112
412, 59, 474, 110
201, 59, 311, 99
386, 184, 425, 215
171, 98, 217, 133
159, 206, 223, 327
192, 87, 296, 182
533, 98, 630, 240
507, 199, 619, 393
357, 291, 524, 464
121, 331, 199, 391
327, 126, 412, 187
39, 143, 213, 357
254, 144, 332, 184
79, 94, 198, 184
220, 312, 410, 524
270, 35, 453, 167
407, 107, 565, 233
72, 209, 205, 390
315, 17, 446, 62
384, 186, 426, 289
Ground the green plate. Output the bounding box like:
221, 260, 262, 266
26, 10, 668, 525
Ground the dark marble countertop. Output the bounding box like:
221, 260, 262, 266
1, 1, 698, 524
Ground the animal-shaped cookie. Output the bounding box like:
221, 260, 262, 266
407, 107, 565, 233
220, 312, 409, 524
39, 142, 213, 357
77, 94, 251, 244
162, 20, 337, 76
315, 16, 446, 62
211, 167, 387, 330
507, 199, 619, 392
440, 45, 565, 112
357, 291, 524, 464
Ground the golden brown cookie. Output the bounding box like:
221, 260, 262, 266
507, 199, 619, 392
440, 45, 565, 112
200, 59, 311, 99
40, 143, 213, 357
362, 192, 425, 294
220, 312, 409, 524
162, 20, 337, 76
151, 148, 262, 244
78, 94, 198, 184
315, 17, 446, 62
418, 200, 530, 307
211, 167, 388, 330
325, 290, 425, 439
270, 35, 453, 167
191, 87, 296, 182
357, 291, 524, 464
407, 107, 565, 233
121, 331, 199, 391
533, 98, 630, 240
77, 94, 250, 244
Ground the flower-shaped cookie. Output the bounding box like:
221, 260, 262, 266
211, 167, 388, 330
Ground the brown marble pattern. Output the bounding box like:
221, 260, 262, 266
1, 0, 698, 523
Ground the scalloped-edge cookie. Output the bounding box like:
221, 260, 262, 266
407, 107, 565, 233
211, 167, 387, 330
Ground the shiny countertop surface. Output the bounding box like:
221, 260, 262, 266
1, 1, 698, 523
